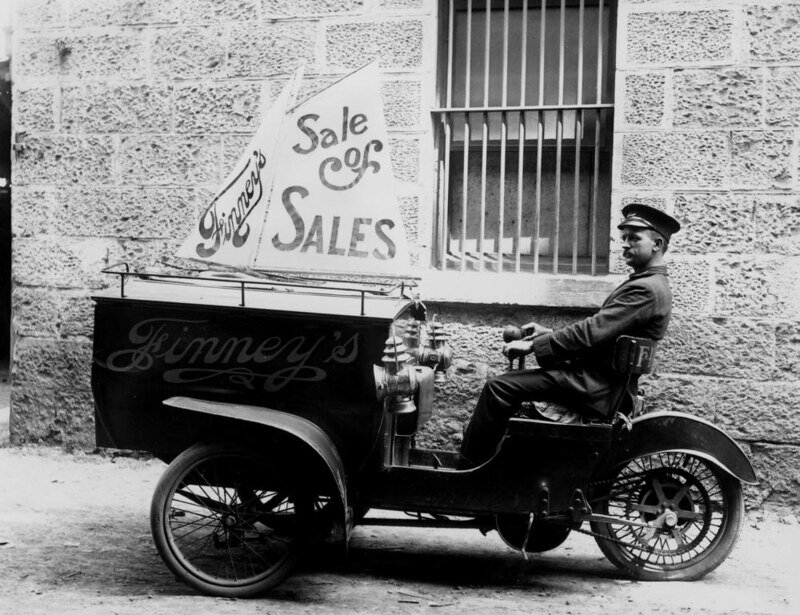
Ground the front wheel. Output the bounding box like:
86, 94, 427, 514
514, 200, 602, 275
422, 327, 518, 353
590, 452, 744, 581
150, 443, 326, 597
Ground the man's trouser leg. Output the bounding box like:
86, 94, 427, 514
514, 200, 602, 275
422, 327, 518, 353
460, 369, 563, 467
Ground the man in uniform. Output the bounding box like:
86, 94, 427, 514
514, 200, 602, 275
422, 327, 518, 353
459, 203, 681, 467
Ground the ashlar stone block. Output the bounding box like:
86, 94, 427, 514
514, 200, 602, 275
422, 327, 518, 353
52, 187, 196, 239
62, 84, 172, 133
748, 444, 800, 508
13, 135, 114, 186
111, 238, 187, 272
625, 10, 733, 66
262, 0, 365, 16
620, 132, 729, 189
12, 287, 60, 338
118, 135, 221, 185
673, 68, 762, 128
398, 195, 419, 243
671, 193, 754, 254
713, 381, 800, 444
10, 338, 95, 448
623, 72, 665, 126
753, 194, 800, 255
152, 27, 227, 79
69, 0, 178, 26
747, 3, 800, 63
389, 138, 420, 184
715, 256, 800, 318
11, 187, 53, 237
776, 321, 800, 380
15, 32, 147, 80
381, 80, 422, 128
222, 134, 254, 175
731, 131, 793, 190
12, 289, 94, 340
227, 22, 315, 78
326, 20, 424, 70
12, 0, 65, 28
639, 375, 718, 421
379, 0, 424, 9
658, 316, 774, 380
766, 67, 800, 127
175, 83, 262, 133
665, 256, 712, 314
14, 87, 56, 133
12, 237, 116, 289
179, 0, 258, 23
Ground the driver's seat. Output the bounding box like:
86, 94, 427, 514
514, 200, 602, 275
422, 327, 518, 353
521, 335, 659, 424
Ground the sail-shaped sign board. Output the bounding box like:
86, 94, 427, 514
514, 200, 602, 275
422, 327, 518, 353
175, 73, 299, 268
252, 62, 411, 277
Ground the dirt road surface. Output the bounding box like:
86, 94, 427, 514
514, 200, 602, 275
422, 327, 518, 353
0, 446, 797, 615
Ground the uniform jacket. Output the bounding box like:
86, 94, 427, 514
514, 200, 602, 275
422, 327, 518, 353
530, 265, 672, 416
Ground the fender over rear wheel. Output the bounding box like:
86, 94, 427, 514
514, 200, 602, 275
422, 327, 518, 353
589, 452, 744, 581
150, 443, 331, 597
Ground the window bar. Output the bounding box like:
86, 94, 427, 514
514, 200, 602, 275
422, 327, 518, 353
461, 114, 470, 271
553, 0, 566, 274
591, 108, 602, 275
441, 114, 453, 269
532, 0, 547, 273
479, 111, 489, 272
572, 0, 585, 275
554, 109, 563, 274
591, 0, 605, 275
440, 0, 455, 268
497, 0, 509, 272
460, 0, 473, 271
446, 0, 455, 109
478, 0, 492, 272
515, 0, 529, 273
533, 110, 543, 274
572, 111, 583, 275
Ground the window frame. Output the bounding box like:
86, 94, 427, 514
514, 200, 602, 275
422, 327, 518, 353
431, 0, 618, 279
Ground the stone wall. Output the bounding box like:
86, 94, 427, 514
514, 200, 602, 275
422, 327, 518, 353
616, 0, 800, 508
9, 0, 436, 446
418, 0, 800, 510
9, 0, 800, 509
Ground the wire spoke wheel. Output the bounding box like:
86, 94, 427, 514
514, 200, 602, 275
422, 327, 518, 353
151, 443, 327, 597
590, 452, 744, 581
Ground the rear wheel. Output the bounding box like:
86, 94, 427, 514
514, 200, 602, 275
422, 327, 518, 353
150, 443, 329, 597
590, 452, 744, 581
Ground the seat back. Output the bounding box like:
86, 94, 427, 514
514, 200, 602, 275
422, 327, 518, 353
611, 336, 658, 376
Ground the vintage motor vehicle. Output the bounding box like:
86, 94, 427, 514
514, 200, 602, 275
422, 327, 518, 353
91, 264, 758, 597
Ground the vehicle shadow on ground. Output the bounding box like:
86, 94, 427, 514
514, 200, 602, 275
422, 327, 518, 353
14, 518, 621, 601
315, 539, 622, 588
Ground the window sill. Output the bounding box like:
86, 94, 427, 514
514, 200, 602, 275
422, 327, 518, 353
418, 269, 624, 309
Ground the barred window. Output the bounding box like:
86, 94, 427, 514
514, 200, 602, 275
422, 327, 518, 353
434, 0, 617, 275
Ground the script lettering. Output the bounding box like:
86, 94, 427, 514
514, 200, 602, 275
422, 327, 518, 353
195, 149, 267, 258
102, 319, 360, 392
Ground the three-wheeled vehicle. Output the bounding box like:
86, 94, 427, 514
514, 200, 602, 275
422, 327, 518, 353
92, 265, 757, 597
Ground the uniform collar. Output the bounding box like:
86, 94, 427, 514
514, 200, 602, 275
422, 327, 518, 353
628, 265, 668, 280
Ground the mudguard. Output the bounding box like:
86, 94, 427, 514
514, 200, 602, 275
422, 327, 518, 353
163, 396, 350, 543
599, 411, 758, 484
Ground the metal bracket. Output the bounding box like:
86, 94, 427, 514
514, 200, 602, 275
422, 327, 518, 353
568, 489, 591, 523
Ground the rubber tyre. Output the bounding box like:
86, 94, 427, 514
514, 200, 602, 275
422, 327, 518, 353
150, 443, 307, 597
590, 452, 744, 581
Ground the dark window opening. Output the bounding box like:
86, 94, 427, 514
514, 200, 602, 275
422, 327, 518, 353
434, 0, 617, 275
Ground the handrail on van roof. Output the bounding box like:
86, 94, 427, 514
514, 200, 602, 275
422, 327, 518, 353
101, 262, 420, 316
